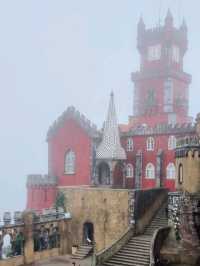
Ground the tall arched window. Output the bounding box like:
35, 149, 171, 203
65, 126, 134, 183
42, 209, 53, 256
147, 137, 155, 151
65, 150, 75, 174
145, 163, 155, 179
178, 164, 183, 184
127, 138, 133, 151
126, 164, 134, 178
166, 163, 176, 179
168, 136, 176, 150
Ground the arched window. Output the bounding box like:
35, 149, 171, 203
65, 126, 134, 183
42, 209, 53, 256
168, 136, 176, 150
145, 163, 155, 179
126, 164, 134, 178
147, 137, 155, 151
127, 138, 133, 151
64, 150, 75, 174
166, 163, 176, 179
178, 164, 183, 184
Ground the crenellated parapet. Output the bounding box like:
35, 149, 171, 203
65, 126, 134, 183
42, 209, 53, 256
175, 131, 200, 194
46, 106, 99, 141
27, 175, 57, 188
137, 10, 188, 56
122, 122, 195, 137
175, 135, 200, 158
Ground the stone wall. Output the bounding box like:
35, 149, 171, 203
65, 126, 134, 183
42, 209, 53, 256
60, 187, 167, 252
60, 187, 131, 252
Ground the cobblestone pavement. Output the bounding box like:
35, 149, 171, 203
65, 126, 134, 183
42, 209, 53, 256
34, 255, 93, 266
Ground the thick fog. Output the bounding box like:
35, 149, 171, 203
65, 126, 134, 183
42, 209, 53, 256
0, 0, 199, 214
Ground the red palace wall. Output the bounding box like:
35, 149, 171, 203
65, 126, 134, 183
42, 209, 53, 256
121, 133, 189, 191
26, 186, 57, 211
48, 119, 92, 187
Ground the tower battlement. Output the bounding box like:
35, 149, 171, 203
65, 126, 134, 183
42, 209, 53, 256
132, 10, 191, 126
47, 106, 98, 141
27, 175, 57, 187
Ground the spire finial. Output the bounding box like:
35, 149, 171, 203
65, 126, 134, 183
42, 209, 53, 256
181, 18, 187, 32
96, 93, 126, 161
165, 8, 173, 28
138, 15, 145, 32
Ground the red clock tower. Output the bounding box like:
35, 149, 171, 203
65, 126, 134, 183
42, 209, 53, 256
131, 10, 192, 127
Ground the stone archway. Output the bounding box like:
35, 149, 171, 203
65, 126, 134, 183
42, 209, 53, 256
97, 162, 111, 185
83, 222, 94, 244
113, 162, 124, 188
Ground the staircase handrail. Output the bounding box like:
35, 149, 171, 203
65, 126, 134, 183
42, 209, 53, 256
150, 226, 171, 266
95, 226, 134, 266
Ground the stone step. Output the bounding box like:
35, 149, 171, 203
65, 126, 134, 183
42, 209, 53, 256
107, 256, 149, 265
116, 252, 149, 259
101, 203, 167, 266
119, 248, 149, 255
103, 258, 149, 266
71, 245, 93, 260
123, 246, 150, 253
125, 241, 151, 246
125, 243, 150, 250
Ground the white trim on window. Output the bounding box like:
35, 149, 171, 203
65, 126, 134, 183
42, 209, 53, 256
168, 135, 176, 150
64, 150, 75, 174
166, 163, 176, 179
145, 163, 155, 179
147, 137, 155, 151
126, 164, 134, 178
127, 138, 133, 152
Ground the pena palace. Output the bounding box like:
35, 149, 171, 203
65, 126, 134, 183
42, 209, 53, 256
26, 10, 195, 211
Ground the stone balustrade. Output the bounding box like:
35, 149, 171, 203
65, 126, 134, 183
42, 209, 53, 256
0, 209, 72, 266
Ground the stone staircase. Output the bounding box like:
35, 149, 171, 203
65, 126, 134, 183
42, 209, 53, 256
71, 244, 93, 260
101, 205, 167, 266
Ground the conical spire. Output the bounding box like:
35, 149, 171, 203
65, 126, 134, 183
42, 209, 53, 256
165, 9, 173, 28
138, 16, 145, 32
96, 92, 126, 160
180, 18, 187, 32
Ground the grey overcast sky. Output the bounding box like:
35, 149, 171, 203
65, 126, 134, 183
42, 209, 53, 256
0, 0, 199, 214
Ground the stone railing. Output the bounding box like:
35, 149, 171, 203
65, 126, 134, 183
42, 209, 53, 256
95, 226, 134, 266
0, 209, 71, 266
150, 226, 171, 266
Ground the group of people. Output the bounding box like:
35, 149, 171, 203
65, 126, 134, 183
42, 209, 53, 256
34, 225, 60, 251
0, 229, 24, 259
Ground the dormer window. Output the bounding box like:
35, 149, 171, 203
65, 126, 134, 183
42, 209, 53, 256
148, 44, 161, 61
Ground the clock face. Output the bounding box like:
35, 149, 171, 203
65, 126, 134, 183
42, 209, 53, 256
172, 45, 180, 63
148, 44, 161, 61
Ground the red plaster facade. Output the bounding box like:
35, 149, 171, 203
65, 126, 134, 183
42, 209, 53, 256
49, 119, 92, 187
26, 11, 196, 211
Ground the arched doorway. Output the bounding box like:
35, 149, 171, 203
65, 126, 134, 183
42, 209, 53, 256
83, 222, 94, 244
113, 162, 124, 188
97, 162, 110, 185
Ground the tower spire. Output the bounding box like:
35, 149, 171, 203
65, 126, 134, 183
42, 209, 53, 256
138, 15, 145, 33
180, 18, 187, 33
96, 92, 126, 160
165, 8, 173, 28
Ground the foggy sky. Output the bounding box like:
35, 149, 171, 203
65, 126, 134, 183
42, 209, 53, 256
0, 0, 200, 214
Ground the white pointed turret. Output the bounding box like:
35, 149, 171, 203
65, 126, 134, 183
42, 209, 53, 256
96, 92, 126, 160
